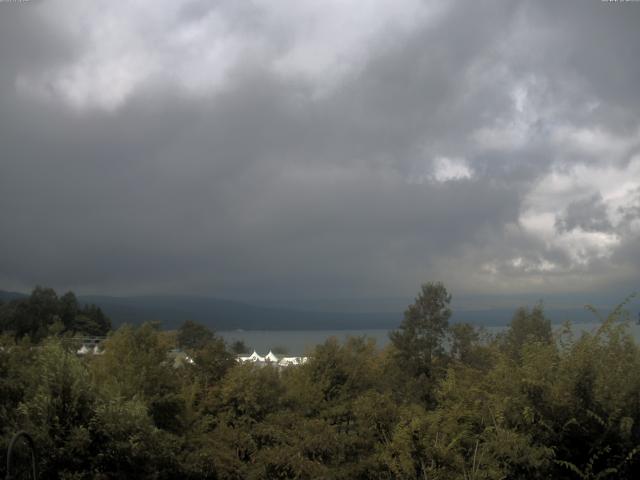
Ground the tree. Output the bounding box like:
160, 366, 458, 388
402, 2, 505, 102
390, 282, 452, 379
220, 363, 284, 424
230, 340, 250, 354
191, 337, 236, 385
78, 304, 111, 336
0, 287, 111, 340
177, 320, 214, 350
10, 286, 59, 341
501, 304, 552, 360
59, 291, 79, 331
449, 322, 494, 370
16, 340, 96, 477
90, 323, 178, 403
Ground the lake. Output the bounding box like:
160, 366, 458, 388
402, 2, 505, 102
219, 321, 640, 355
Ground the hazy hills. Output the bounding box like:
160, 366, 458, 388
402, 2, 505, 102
0, 290, 399, 330
3, 289, 635, 331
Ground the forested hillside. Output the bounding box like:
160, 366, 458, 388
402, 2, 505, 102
0, 290, 401, 331
0, 287, 111, 341
1, 284, 640, 479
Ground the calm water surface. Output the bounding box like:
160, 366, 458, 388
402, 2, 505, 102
219, 322, 640, 355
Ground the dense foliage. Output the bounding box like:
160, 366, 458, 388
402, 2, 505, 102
1, 283, 640, 479
0, 287, 111, 341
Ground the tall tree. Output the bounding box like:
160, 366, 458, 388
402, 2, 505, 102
501, 303, 552, 360
389, 282, 452, 381
59, 291, 79, 332
177, 320, 214, 350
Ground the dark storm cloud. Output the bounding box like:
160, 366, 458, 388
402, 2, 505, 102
1, 0, 639, 299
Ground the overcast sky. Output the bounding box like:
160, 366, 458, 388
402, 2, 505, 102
1, 0, 639, 300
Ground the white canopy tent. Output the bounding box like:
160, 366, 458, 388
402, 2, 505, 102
248, 351, 266, 362
236, 351, 308, 367
264, 351, 279, 363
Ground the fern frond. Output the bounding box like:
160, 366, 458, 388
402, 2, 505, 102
555, 459, 586, 479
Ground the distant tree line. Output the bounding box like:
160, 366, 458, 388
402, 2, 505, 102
1, 283, 640, 479
0, 286, 111, 341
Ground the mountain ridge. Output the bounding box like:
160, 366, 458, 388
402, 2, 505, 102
2, 289, 635, 330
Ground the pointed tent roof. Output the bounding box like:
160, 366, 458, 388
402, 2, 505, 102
77, 345, 91, 355
265, 351, 279, 362
249, 351, 265, 362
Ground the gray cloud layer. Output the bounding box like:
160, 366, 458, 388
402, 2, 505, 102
1, 0, 639, 299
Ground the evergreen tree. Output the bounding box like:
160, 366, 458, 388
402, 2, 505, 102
389, 282, 452, 390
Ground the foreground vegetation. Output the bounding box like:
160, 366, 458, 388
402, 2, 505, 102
1, 284, 640, 479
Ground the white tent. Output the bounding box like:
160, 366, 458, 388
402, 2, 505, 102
278, 357, 299, 366
77, 345, 91, 355
248, 351, 265, 362
237, 351, 308, 367
264, 351, 279, 363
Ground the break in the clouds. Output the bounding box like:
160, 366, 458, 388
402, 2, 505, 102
1, 0, 639, 299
